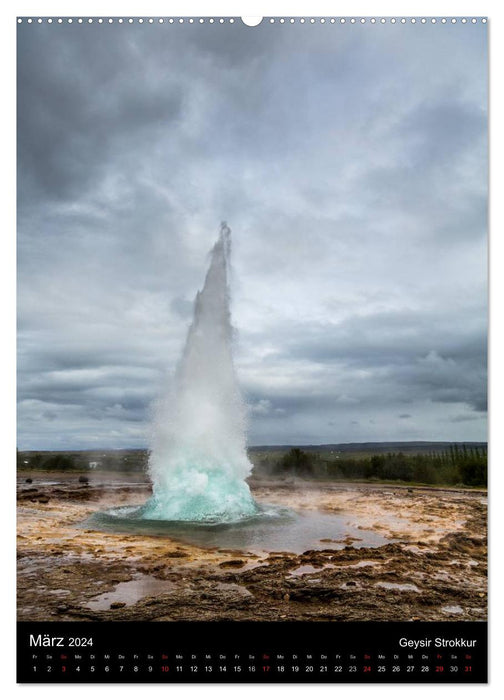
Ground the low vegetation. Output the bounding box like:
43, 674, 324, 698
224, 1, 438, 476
17, 443, 487, 488
16, 449, 148, 473
265, 444, 487, 487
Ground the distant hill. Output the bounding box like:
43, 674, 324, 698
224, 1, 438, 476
248, 441, 487, 456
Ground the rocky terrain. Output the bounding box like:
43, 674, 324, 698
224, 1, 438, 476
17, 473, 487, 622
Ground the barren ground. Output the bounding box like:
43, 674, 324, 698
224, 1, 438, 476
17, 472, 487, 622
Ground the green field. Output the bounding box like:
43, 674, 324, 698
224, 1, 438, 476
17, 441, 487, 488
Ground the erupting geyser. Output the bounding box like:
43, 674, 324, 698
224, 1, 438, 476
142, 223, 258, 522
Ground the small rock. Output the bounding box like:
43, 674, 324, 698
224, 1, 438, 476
110, 601, 126, 609
25, 478, 33, 484
219, 559, 244, 568
78, 476, 89, 484
283, 593, 290, 601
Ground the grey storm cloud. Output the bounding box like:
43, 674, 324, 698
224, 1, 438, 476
17, 19, 487, 449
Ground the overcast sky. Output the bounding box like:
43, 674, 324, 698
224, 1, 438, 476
17, 19, 487, 450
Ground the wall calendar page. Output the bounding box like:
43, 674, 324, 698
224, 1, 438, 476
16, 13, 488, 685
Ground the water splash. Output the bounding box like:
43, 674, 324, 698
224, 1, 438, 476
142, 223, 258, 522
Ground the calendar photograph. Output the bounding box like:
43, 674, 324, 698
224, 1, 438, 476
17, 15, 488, 683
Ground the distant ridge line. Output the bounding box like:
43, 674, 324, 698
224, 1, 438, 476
17, 440, 488, 454
248, 441, 487, 453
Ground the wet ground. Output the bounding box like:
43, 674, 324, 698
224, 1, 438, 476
17, 472, 487, 622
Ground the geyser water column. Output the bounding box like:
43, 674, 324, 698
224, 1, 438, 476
143, 223, 258, 522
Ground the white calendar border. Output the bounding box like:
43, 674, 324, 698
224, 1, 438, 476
2, 2, 501, 699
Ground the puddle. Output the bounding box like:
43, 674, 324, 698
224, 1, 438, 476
337, 559, 381, 569
288, 560, 381, 578
402, 545, 435, 554
442, 605, 464, 615
90, 506, 394, 554
375, 582, 421, 592
85, 573, 176, 611
431, 570, 453, 582
288, 564, 335, 577
233, 560, 267, 572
